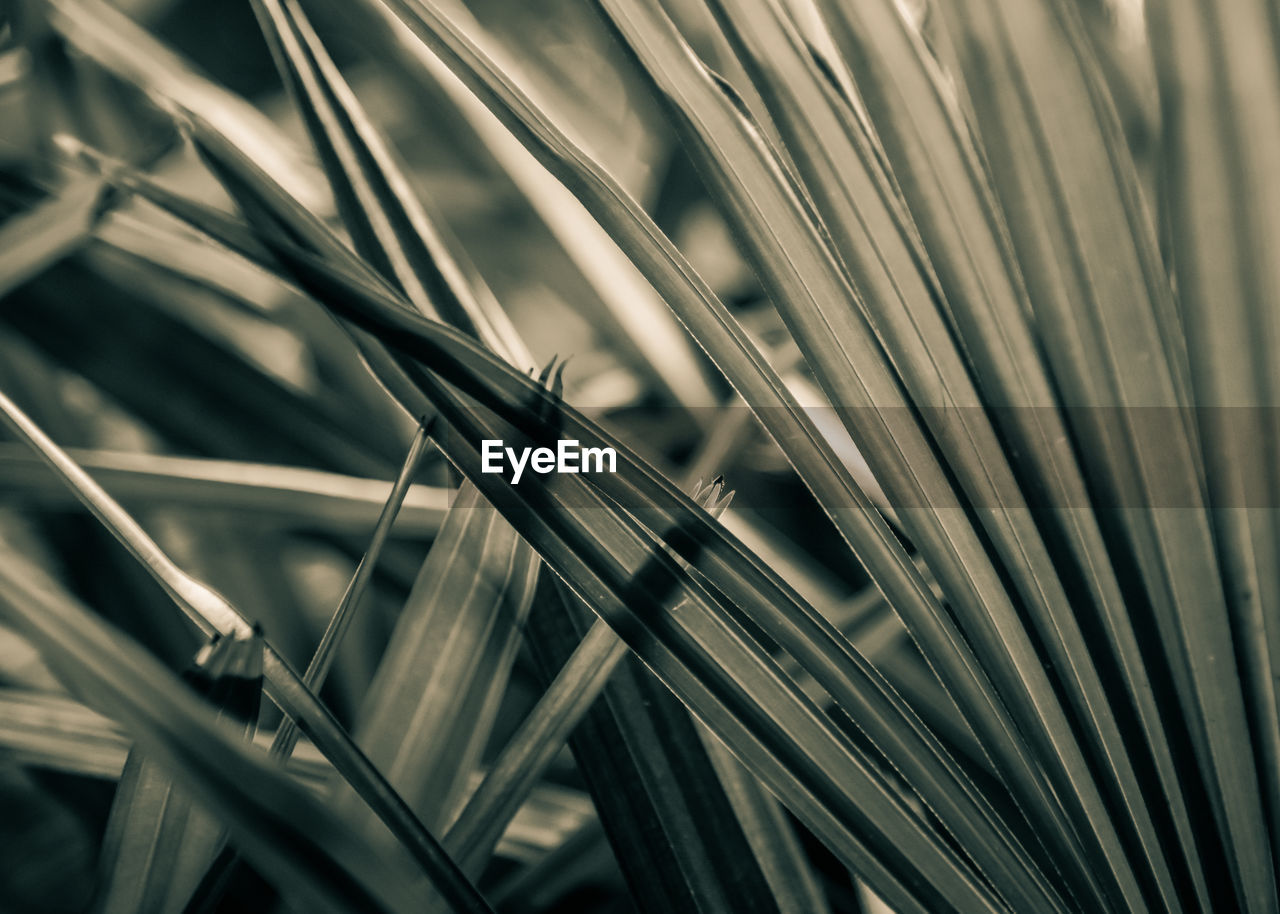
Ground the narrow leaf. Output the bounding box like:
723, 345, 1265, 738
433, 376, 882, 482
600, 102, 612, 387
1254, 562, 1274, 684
0, 388, 493, 914
1148, 1, 1280, 906
96, 631, 263, 914
0, 551, 432, 914
0, 444, 449, 536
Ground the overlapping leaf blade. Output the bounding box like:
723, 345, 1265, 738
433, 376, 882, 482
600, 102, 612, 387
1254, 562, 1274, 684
51, 27, 1032, 892
797, 0, 1203, 904
252, 230, 1045, 913
1147, 2, 1280, 908
0, 445, 449, 535
96, 632, 263, 914
126, 134, 1014, 906
336, 479, 540, 835
933, 0, 1274, 907
249, 0, 529, 366
514, 479, 805, 914
0, 389, 492, 914
589, 0, 1155, 907
0, 550, 427, 914
247, 0, 548, 870
524, 580, 787, 914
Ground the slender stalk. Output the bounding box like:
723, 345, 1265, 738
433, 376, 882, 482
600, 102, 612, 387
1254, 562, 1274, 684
270, 421, 431, 761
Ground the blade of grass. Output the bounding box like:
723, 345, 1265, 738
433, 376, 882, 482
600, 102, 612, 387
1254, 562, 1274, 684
0, 550, 432, 914
101, 132, 1060, 912
524, 576, 788, 914
0, 683, 590, 864
512, 478, 817, 914
803, 0, 1205, 905
440, 479, 734, 881
270, 420, 431, 761
96, 631, 263, 914
595, 477, 828, 914
249, 0, 530, 368
448, 611, 627, 875
334, 477, 540, 835
1148, 0, 1280, 903
170, 423, 434, 914
0, 388, 494, 914
64, 36, 1047, 901
0, 685, 330, 786
188, 422, 425, 914
564, 1, 1152, 907
934, 0, 1274, 907
339, 0, 720, 414
6, 256, 401, 476
697, 728, 832, 914
0, 445, 449, 536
